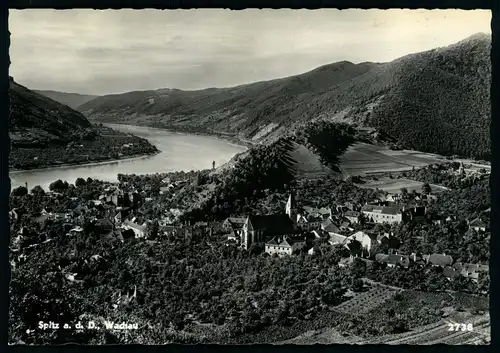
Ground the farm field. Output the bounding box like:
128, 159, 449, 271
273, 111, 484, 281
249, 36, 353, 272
340, 143, 446, 176
277, 287, 490, 345
356, 176, 450, 194
333, 286, 401, 316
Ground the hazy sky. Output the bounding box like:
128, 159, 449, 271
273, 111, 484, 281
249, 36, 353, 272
9, 9, 491, 95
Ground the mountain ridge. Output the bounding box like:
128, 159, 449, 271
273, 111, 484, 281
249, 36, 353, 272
74, 33, 490, 160
34, 90, 98, 109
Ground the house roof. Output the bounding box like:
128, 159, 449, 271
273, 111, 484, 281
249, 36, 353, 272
246, 214, 294, 234
225, 217, 247, 228
96, 218, 113, 228
443, 266, 461, 279
307, 214, 323, 222
428, 253, 453, 267
469, 218, 487, 228
453, 262, 489, 273
375, 254, 408, 265
123, 220, 147, 232
266, 237, 279, 246
329, 233, 348, 244
322, 219, 341, 233
361, 204, 403, 215
344, 210, 360, 218
267, 235, 304, 247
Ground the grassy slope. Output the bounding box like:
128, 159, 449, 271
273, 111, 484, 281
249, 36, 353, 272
78, 34, 490, 160
34, 90, 98, 110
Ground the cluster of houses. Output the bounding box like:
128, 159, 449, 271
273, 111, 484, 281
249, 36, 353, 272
223, 190, 489, 282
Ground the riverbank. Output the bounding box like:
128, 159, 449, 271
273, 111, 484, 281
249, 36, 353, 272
102, 122, 255, 150
9, 125, 159, 172
9, 150, 160, 174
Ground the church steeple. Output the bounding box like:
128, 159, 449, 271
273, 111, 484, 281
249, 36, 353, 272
286, 192, 296, 222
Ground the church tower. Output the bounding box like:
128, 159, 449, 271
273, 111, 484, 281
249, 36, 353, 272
286, 193, 297, 223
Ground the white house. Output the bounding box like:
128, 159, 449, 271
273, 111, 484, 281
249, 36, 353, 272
122, 220, 147, 238
265, 235, 306, 257
361, 204, 404, 224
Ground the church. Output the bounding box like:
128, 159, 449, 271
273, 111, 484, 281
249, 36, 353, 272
240, 193, 298, 250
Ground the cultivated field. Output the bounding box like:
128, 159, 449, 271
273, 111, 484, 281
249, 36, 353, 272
362, 314, 490, 345
340, 143, 446, 176
356, 176, 449, 194
278, 287, 490, 345
333, 286, 401, 316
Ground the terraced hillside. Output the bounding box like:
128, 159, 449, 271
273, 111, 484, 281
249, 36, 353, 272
79, 34, 490, 160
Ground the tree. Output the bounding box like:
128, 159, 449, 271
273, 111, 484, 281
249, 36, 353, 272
351, 278, 364, 292
11, 186, 28, 197
422, 182, 432, 194
30, 185, 45, 196
349, 258, 367, 279
400, 187, 408, 197
75, 178, 86, 187
49, 179, 65, 191
147, 221, 159, 240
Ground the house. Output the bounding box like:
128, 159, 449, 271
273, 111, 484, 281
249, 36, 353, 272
386, 194, 403, 203
321, 218, 341, 234
343, 210, 360, 224
347, 231, 377, 253
296, 214, 323, 231
425, 253, 453, 267
443, 266, 461, 280
159, 186, 171, 195
410, 252, 426, 267
468, 218, 487, 232
265, 235, 306, 256
375, 253, 410, 268
452, 262, 489, 283
9, 209, 19, 222
122, 220, 147, 238
222, 217, 246, 232
361, 204, 404, 224
95, 218, 114, 234
339, 218, 352, 231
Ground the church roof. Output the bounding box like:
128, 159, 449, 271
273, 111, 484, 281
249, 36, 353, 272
246, 214, 295, 234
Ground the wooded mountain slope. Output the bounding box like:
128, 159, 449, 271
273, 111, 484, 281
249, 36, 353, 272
10, 78, 94, 146
78, 33, 491, 160
35, 90, 98, 109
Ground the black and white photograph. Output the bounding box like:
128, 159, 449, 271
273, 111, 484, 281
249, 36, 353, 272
8, 8, 491, 345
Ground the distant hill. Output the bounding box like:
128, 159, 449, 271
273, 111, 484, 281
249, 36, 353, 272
10, 78, 94, 146
34, 90, 98, 109
9, 78, 158, 170
78, 33, 491, 160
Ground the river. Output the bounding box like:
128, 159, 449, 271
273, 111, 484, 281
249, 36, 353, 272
9, 124, 247, 190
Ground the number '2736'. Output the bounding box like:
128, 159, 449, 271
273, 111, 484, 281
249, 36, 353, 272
448, 323, 473, 331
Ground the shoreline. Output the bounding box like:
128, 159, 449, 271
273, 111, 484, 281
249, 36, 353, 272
9, 150, 160, 174
102, 122, 254, 150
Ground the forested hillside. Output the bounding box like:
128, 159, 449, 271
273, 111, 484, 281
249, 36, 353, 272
9, 78, 158, 170
79, 34, 490, 160
10, 78, 93, 146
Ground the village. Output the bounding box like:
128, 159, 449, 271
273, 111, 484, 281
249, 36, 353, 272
9, 165, 490, 290
221, 187, 489, 285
